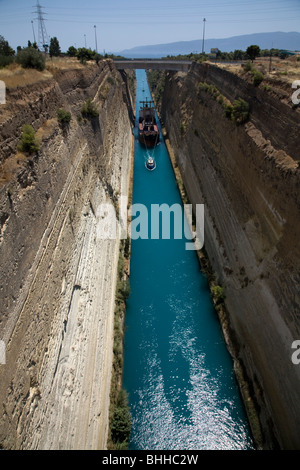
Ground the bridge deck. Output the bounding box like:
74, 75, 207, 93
114, 59, 192, 72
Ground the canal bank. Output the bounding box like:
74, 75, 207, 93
123, 70, 254, 450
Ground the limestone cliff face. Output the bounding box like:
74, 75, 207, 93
160, 62, 300, 449
0, 61, 134, 449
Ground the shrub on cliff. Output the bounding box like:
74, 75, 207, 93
231, 98, 250, 125
16, 47, 46, 71
57, 108, 71, 124
252, 70, 264, 86
243, 61, 264, 86
243, 61, 253, 72
110, 389, 131, 448
211, 285, 225, 305
17, 124, 40, 154
81, 98, 99, 118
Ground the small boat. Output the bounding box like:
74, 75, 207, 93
138, 98, 159, 148
145, 156, 156, 171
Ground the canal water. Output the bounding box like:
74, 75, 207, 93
123, 69, 254, 450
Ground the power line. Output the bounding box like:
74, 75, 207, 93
33, 1, 49, 52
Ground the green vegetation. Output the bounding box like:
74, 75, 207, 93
74, 46, 125, 64
198, 82, 220, 98
161, 44, 285, 63
66, 46, 77, 57
17, 124, 40, 154
252, 69, 264, 86
16, 47, 46, 71
197, 81, 250, 125
162, 52, 208, 62
57, 108, 71, 124
211, 285, 225, 305
76, 47, 95, 64
0, 35, 15, 57
0, 35, 15, 68
49, 37, 61, 58
0, 55, 14, 68
243, 61, 264, 86
81, 98, 99, 118
108, 239, 132, 450
110, 389, 131, 449
231, 98, 250, 124
27, 40, 38, 50
246, 45, 261, 62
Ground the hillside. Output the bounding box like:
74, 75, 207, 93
120, 31, 300, 58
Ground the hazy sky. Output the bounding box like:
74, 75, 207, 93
0, 0, 299, 53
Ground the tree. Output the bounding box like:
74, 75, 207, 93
27, 41, 38, 50
49, 37, 61, 58
76, 47, 94, 64
0, 35, 15, 56
246, 45, 260, 62
16, 47, 46, 71
67, 46, 77, 57
233, 49, 246, 60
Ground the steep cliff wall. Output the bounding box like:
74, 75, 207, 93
160, 62, 300, 449
0, 60, 134, 449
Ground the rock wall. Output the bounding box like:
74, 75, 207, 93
160, 62, 300, 449
0, 60, 134, 449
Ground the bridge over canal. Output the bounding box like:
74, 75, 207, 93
114, 59, 192, 72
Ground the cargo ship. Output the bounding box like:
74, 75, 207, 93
138, 98, 159, 148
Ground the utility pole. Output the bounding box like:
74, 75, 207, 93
84, 34, 87, 48
31, 20, 36, 44
202, 18, 206, 54
269, 42, 273, 73
33, 1, 49, 53
94, 25, 98, 53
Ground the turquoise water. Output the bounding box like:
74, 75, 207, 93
123, 69, 254, 450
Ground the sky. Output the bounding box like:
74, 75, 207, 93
0, 0, 299, 53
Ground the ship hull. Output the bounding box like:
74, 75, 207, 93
138, 131, 159, 148
138, 98, 159, 148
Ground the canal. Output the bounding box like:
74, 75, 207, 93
123, 69, 254, 450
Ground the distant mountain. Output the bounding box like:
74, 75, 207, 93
119, 32, 300, 58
